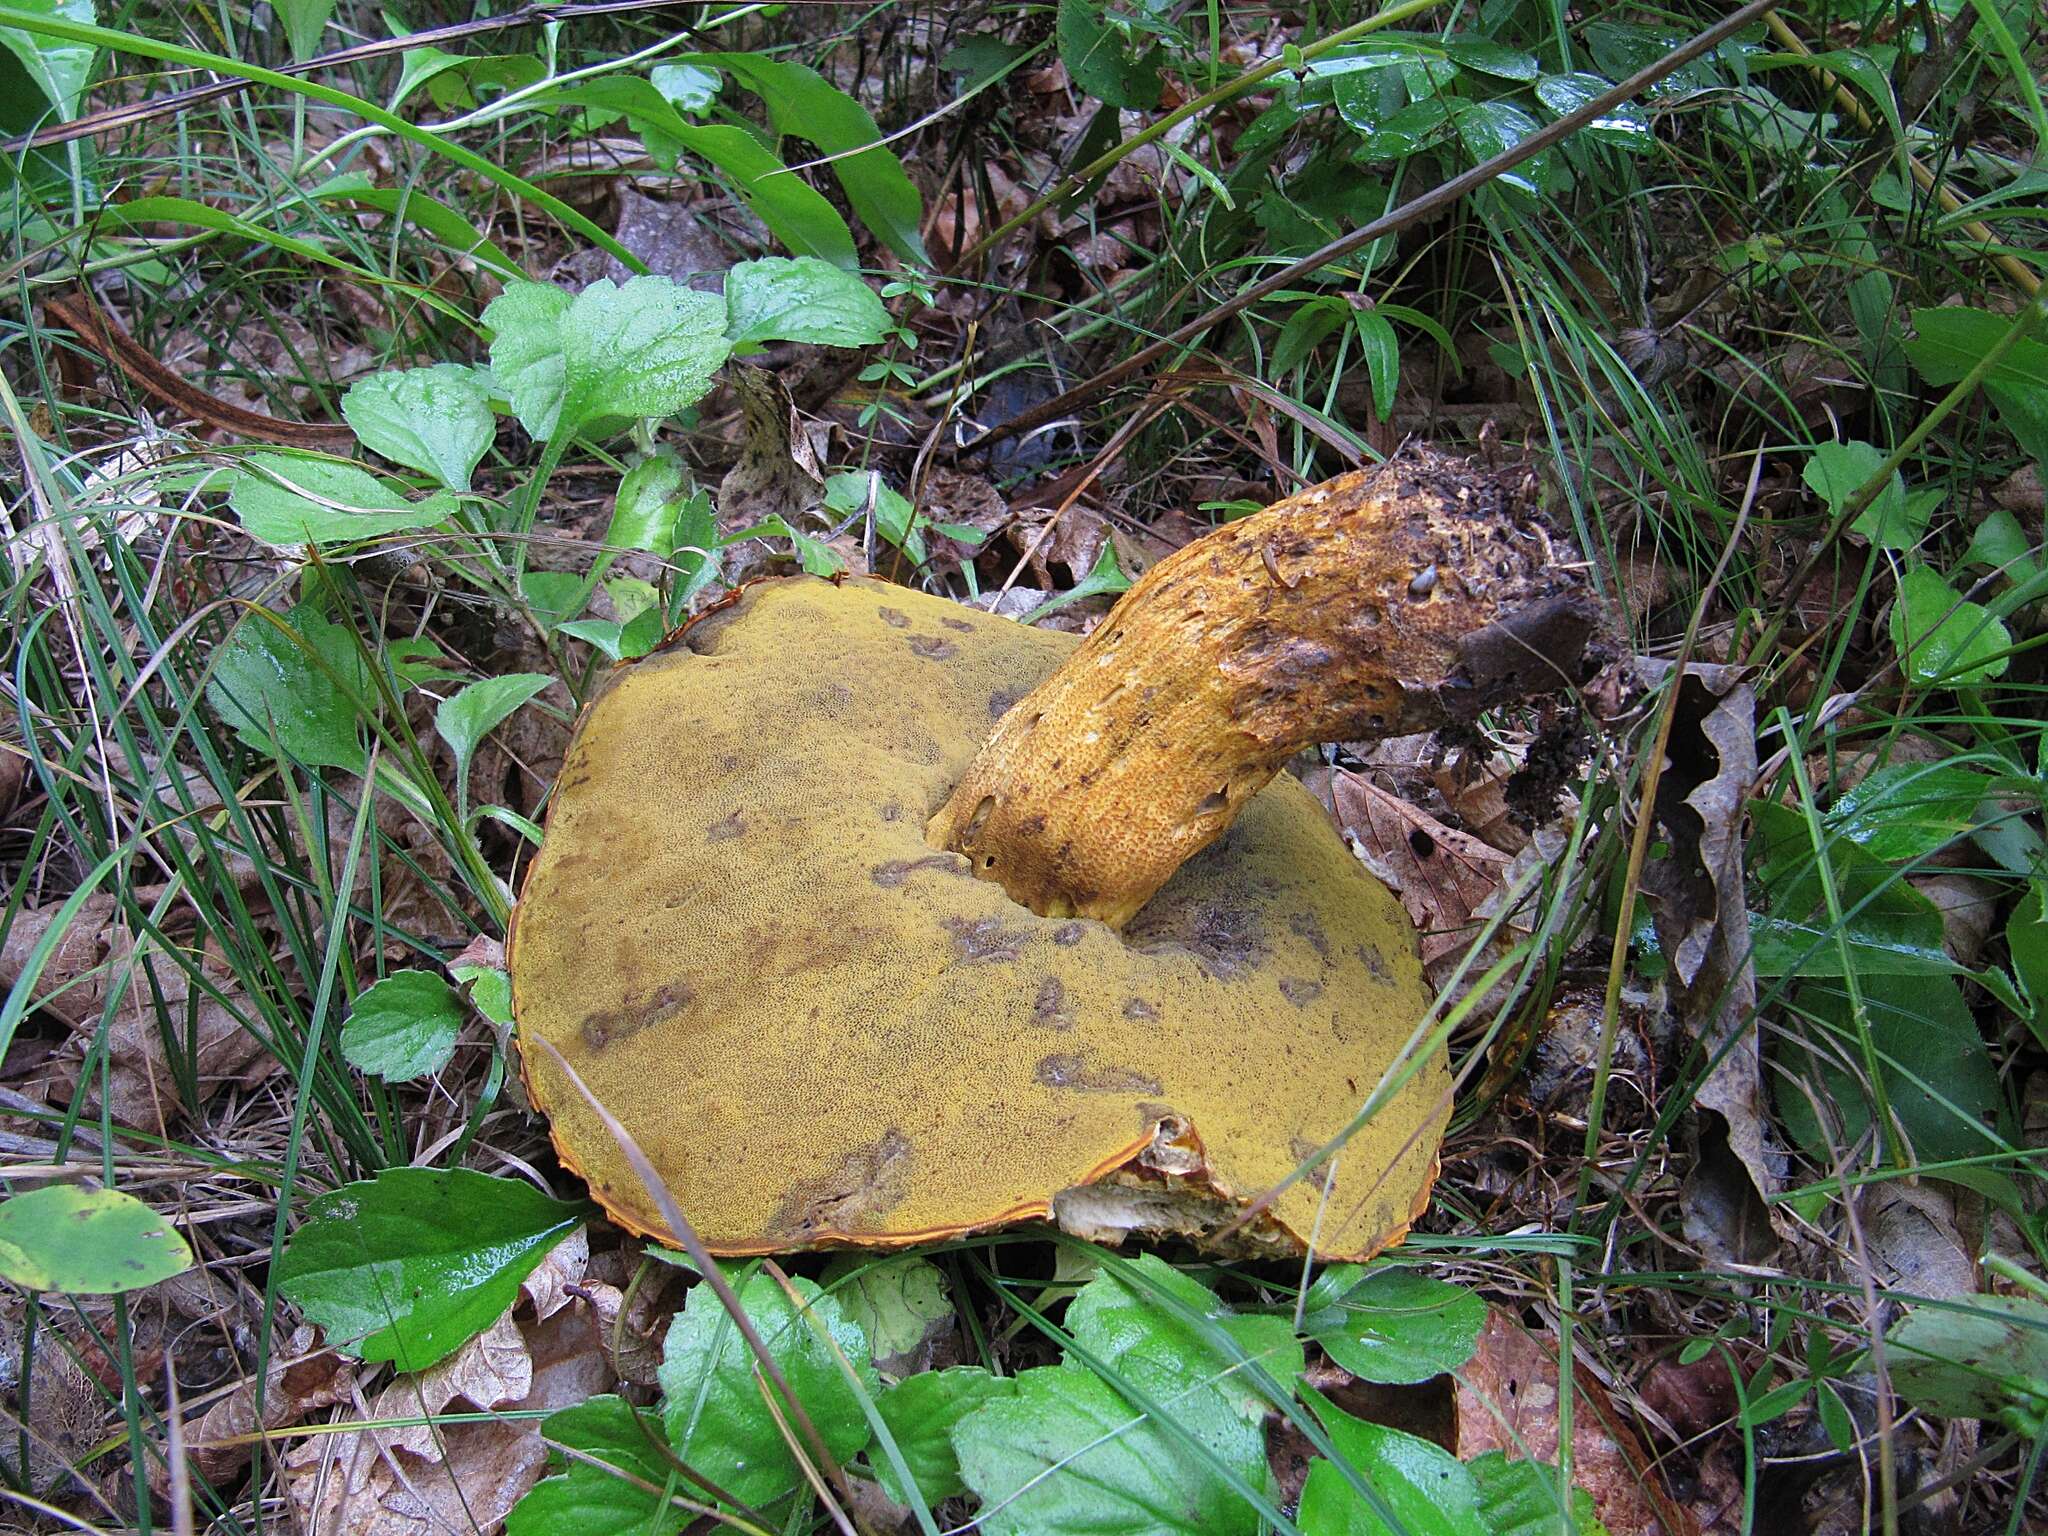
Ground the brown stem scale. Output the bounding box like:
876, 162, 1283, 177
926, 454, 1598, 928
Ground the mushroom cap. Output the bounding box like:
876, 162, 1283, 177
510, 575, 1446, 1258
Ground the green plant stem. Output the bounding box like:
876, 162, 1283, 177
0, 4, 642, 274
958, 0, 1446, 267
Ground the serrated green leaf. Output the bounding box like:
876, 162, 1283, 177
0, 1185, 191, 1295
658, 1270, 879, 1509
1891, 565, 2011, 688
510, 1395, 689, 1536
484, 276, 730, 441
1300, 1265, 1485, 1384
230, 453, 457, 547
340, 969, 464, 1080
341, 364, 495, 491
273, 1168, 585, 1369
872, 1365, 1015, 1504
724, 257, 890, 349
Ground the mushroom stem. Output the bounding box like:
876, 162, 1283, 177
926, 455, 1599, 928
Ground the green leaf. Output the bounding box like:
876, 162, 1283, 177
1450, 99, 1546, 189
274, 1168, 586, 1369
1297, 1386, 1485, 1536
682, 53, 928, 264
1022, 537, 1134, 625
451, 960, 514, 1027
1272, 299, 1349, 378
1801, 439, 1923, 551
340, 969, 465, 1080
0, 0, 97, 118
671, 488, 722, 609
724, 257, 890, 350
484, 276, 730, 441
437, 673, 554, 817
1300, 1265, 1485, 1384
548, 78, 857, 266
727, 514, 844, 577
1739, 1377, 1812, 1426
872, 1365, 1015, 1504
823, 470, 922, 563
274, 0, 332, 60
649, 60, 721, 113
1777, 972, 2005, 1164
1891, 566, 2012, 688
1827, 762, 1997, 864
1467, 1452, 1607, 1536
230, 453, 457, 547
521, 570, 589, 632
510, 1395, 689, 1536
1904, 307, 2048, 466
1889, 1295, 2048, 1434
1056, 0, 1161, 109
1352, 309, 1399, 422
1964, 508, 2048, 595
1748, 800, 1952, 977
2010, 883, 2048, 1041
207, 607, 370, 772
341, 364, 495, 491
1532, 72, 1651, 147
657, 1270, 879, 1509
0, 1185, 192, 1295
821, 1253, 952, 1375
1443, 37, 1538, 79
954, 1364, 1258, 1536
608, 451, 689, 557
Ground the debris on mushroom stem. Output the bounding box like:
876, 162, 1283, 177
926, 452, 1599, 929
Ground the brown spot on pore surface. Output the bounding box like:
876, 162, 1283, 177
942, 916, 1026, 964
1279, 977, 1325, 1006
1035, 1052, 1164, 1095
941, 616, 975, 633
907, 635, 958, 661
1127, 895, 1269, 981
878, 606, 911, 628
581, 982, 695, 1049
872, 855, 963, 888
1052, 922, 1087, 947
706, 812, 746, 842
1356, 944, 1392, 982
1124, 998, 1159, 1021
1289, 911, 1333, 960
1033, 977, 1074, 1030
988, 688, 1023, 719
1289, 1135, 1337, 1193
767, 1128, 912, 1238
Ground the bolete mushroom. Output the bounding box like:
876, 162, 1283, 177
510, 453, 1594, 1260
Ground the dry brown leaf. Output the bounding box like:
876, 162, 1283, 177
517, 1225, 588, 1323
1332, 769, 1512, 974
1634, 661, 1784, 1265
1455, 1308, 1697, 1536
168, 1325, 352, 1491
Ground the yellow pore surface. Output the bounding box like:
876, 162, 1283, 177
510, 576, 1447, 1258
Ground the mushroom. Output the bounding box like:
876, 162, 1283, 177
510, 454, 1595, 1260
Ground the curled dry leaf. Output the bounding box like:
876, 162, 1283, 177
1633, 660, 1785, 1265
284, 1288, 617, 1536
718, 363, 826, 536
1455, 1308, 1697, 1536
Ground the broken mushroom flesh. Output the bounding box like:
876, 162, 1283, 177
511, 457, 1592, 1259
